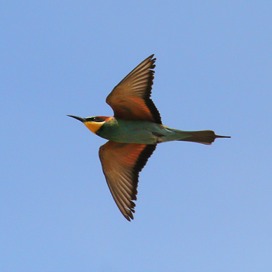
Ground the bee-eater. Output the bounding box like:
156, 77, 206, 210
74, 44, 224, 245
68, 54, 230, 221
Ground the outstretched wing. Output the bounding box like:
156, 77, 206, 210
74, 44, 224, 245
106, 55, 162, 124
99, 141, 156, 221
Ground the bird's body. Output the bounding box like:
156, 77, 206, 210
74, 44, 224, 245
86, 116, 222, 145
68, 55, 230, 221
98, 118, 184, 144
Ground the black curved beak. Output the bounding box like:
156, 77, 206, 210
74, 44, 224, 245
67, 115, 86, 123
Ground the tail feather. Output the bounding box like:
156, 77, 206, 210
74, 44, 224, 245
180, 130, 231, 145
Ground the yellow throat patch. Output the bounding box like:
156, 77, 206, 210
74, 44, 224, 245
84, 121, 104, 134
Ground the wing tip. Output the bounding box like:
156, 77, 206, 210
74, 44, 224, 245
122, 205, 135, 221
124, 213, 134, 221
148, 54, 156, 68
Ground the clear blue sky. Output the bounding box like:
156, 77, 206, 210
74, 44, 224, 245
1, 1, 272, 271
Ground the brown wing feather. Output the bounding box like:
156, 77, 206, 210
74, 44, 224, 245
99, 141, 156, 221
106, 55, 162, 124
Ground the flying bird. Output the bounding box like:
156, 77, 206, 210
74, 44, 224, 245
68, 55, 230, 221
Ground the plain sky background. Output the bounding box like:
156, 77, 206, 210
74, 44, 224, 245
1, 1, 272, 271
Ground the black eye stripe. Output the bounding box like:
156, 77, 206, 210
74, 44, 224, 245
86, 117, 104, 122
94, 117, 104, 122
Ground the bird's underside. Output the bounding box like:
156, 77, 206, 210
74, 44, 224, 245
68, 54, 230, 221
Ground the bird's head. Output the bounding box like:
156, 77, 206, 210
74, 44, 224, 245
67, 115, 109, 134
